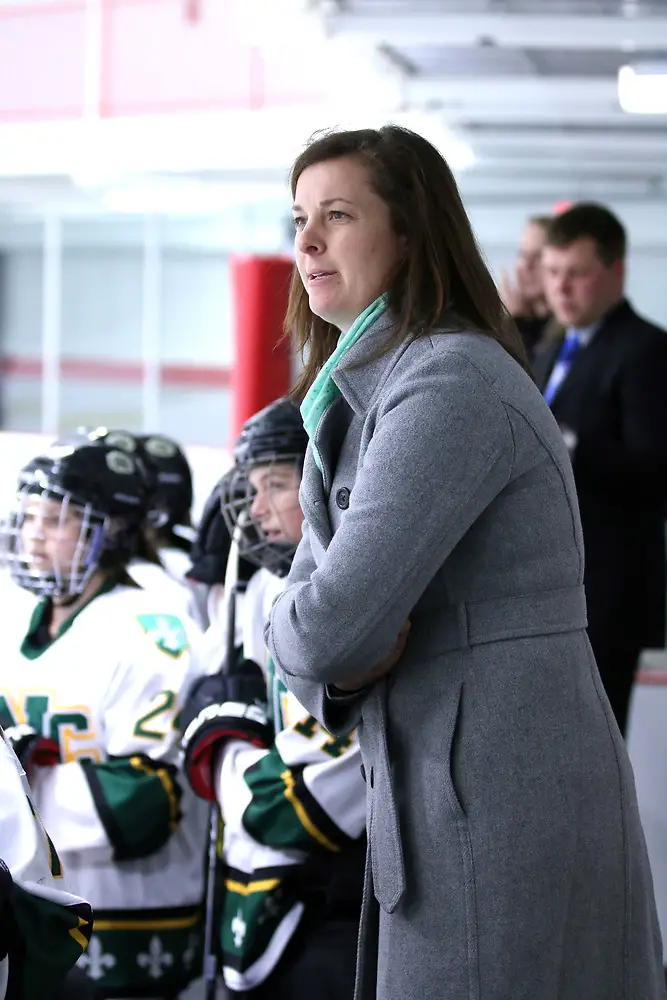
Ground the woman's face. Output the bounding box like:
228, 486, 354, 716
292, 156, 404, 333
20, 496, 84, 577
248, 462, 304, 545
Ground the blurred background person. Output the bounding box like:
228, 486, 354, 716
500, 214, 557, 362
539, 202, 667, 734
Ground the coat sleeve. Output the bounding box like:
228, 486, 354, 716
271, 521, 367, 732
572, 331, 667, 504
266, 350, 514, 694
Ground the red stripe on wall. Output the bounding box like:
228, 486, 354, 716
0, 355, 232, 388
635, 670, 667, 686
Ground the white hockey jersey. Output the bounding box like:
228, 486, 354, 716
192, 568, 366, 991
0, 582, 209, 996
129, 555, 194, 621
0, 728, 92, 999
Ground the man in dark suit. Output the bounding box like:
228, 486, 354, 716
538, 202, 667, 734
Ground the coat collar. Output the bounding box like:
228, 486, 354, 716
300, 310, 404, 549
331, 307, 474, 413
330, 310, 404, 416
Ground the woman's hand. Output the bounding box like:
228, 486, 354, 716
332, 620, 411, 693
499, 269, 527, 317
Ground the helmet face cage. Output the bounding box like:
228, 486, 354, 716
220, 457, 303, 578
2, 484, 110, 599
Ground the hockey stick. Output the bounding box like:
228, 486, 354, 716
202, 517, 245, 1000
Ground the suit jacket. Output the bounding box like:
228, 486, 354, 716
514, 312, 562, 363
266, 314, 665, 1000
534, 298, 667, 650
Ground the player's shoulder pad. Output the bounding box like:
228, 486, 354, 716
135, 613, 189, 658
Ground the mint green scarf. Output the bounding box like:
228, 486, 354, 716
300, 295, 387, 470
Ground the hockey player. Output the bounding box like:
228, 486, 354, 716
0, 437, 208, 999
80, 427, 199, 620
135, 433, 196, 584
185, 469, 257, 632
180, 399, 366, 999
0, 726, 93, 1000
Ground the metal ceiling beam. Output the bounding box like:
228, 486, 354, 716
471, 159, 665, 177
467, 129, 667, 156
444, 105, 657, 125
402, 77, 667, 125
405, 77, 617, 106
325, 12, 667, 50
457, 175, 658, 198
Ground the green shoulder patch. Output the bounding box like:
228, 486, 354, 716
136, 614, 188, 658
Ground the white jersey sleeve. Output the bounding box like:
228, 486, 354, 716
217, 689, 365, 855
0, 730, 92, 999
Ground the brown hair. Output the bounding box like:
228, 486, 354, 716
284, 125, 529, 398
528, 214, 553, 232
545, 202, 627, 267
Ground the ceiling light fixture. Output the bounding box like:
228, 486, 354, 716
618, 63, 667, 115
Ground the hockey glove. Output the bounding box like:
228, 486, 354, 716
180, 659, 272, 802
3, 725, 60, 774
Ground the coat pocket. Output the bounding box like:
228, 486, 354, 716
442, 680, 480, 1000
443, 680, 467, 821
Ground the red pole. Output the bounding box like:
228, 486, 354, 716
183, 0, 201, 24
230, 255, 294, 443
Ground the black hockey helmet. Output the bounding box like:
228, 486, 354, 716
84, 427, 194, 549
220, 399, 308, 577
0, 437, 149, 598
81, 426, 158, 496
136, 434, 194, 549
186, 469, 256, 586
233, 398, 309, 471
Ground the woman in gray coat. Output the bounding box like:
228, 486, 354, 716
266, 125, 665, 1000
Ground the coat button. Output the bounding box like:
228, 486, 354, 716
336, 487, 350, 510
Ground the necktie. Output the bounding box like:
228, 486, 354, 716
543, 331, 582, 406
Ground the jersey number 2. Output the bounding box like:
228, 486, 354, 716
133, 690, 176, 740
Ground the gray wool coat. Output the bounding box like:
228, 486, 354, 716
265, 313, 666, 1000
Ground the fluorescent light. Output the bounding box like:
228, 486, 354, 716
618, 63, 667, 114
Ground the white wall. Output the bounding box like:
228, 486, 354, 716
0, 245, 234, 445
